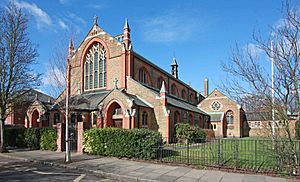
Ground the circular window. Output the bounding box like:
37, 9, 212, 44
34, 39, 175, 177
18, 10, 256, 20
211, 101, 221, 111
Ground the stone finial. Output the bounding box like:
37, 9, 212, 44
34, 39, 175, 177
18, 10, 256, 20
93, 15, 98, 25
69, 37, 74, 48
35, 93, 39, 101
160, 81, 166, 93
171, 56, 178, 66
113, 78, 119, 89
124, 17, 130, 30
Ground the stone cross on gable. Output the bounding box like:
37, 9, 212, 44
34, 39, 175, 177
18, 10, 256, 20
113, 78, 118, 89
93, 15, 98, 25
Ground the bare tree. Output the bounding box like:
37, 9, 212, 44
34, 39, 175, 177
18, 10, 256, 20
45, 31, 78, 98
222, 2, 300, 174
0, 2, 40, 152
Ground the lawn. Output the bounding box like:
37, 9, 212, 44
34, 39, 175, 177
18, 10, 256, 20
158, 138, 300, 174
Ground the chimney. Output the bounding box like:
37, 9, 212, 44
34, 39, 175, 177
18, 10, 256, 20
204, 78, 209, 97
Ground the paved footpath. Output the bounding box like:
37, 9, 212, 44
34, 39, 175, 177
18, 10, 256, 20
0, 150, 299, 182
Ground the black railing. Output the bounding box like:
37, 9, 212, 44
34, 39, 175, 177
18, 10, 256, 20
153, 137, 300, 175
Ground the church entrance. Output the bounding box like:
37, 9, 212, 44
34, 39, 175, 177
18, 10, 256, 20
106, 102, 123, 128
31, 110, 39, 128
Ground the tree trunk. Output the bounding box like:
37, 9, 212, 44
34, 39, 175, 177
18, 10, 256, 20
0, 116, 6, 153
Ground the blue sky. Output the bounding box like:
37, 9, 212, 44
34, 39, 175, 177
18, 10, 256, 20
0, 0, 294, 97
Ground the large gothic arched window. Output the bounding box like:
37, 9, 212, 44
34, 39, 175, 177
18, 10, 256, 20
84, 43, 106, 90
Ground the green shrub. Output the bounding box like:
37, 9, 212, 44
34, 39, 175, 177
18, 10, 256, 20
40, 128, 57, 151
3, 126, 26, 148
175, 123, 206, 143
24, 128, 41, 149
84, 128, 161, 159
296, 120, 300, 139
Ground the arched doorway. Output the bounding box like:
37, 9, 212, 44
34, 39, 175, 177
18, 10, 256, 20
106, 102, 123, 128
31, 110, 39, 128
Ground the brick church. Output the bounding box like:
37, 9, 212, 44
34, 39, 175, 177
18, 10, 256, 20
25, 16, 213, 140
6, 16, 251, 142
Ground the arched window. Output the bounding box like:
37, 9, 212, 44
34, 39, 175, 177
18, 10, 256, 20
84, 43, 106, 90
189, 93, 194, 102
139, 68, 147, 84
54, 113, 60, 125
181, 89, 187, 100
189, 114, 194, 126
174, 111, 180, 124
157, 76, 164, 89
199, 115, 203, 128
226, 110, 234, 124
171, 84, 178, 96
142, 111, 148, 127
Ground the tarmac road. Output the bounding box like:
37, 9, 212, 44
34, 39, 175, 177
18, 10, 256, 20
0, 155, 112, 182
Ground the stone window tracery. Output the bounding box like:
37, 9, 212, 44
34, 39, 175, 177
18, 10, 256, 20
211, 101, 221, 111
84, 43, 106, 90
226, 110, 234, 125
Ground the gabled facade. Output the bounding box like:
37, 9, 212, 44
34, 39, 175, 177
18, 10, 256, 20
5, 89, 54, 127
198, 87, 249, 138
25, 17, 210, 141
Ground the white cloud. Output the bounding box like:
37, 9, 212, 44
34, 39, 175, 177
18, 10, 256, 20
87, 4, 103, 10
141, 11, 198, 43
245, 43, 264, 57
58, 19, 68, 30
42, 67, 65, 88
67, 12, 86, 25
59, 0, 69, 5
15, 0, 52, 29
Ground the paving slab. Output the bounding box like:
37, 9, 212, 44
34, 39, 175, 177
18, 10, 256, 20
265, 176, 288, 182
135, 167, 156, 173
1, 150, 298, 182
154, 174, 179, 182
243, 174, 266, 182
221, 172, 244, 182
127, 171, 144, 177
183, 169, 206, 179
140, 172, 163, 180
175, 176, 198, 182
165, 167, 192, 177
198, 171, 225, 182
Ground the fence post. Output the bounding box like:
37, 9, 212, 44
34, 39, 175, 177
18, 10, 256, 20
187, 139, 190, 165
159, 138, 163, 162
254, 140, 257, 168
235, 138, 239, 169
218, 138, 221, 166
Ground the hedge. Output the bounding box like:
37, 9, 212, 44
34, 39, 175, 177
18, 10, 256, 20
84, 128, 161, 159
296, 120, 300, 139
3, 126, 26, 148
40, 128, 57, 151
24, 128, 41, 149
175, 123, 206, 143
4, 127, 57, 151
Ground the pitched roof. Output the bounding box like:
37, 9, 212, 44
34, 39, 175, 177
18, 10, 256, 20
207, 112, 224, 122
53, 90, 110, 111
167, 95, 207, 115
